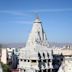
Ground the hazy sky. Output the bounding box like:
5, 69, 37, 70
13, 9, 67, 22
0, 0, 72, 43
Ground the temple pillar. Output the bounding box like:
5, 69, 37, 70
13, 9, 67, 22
19, 69, 21, 72
50, 68, 52, 72
41, 69, 43, 72
46, 69, 48, 72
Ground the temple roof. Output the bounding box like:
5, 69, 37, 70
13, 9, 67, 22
26, 16, 49, 48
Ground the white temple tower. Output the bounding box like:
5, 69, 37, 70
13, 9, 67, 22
26, 16, 49, 48
18, 17, 53, 72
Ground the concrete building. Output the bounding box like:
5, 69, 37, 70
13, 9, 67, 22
7, 48, 19, 69
7, 48, 16, 59
7, 48, 20, 59
1, 48, 7, 64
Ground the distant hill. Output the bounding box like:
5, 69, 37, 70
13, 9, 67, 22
0, 42, 72, 48
49, 42, 72, 48
1, 43, 26, 48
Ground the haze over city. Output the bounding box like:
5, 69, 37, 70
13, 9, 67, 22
0, 0, 72, 43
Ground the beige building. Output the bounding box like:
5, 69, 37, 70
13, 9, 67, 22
1, 48, 7, 64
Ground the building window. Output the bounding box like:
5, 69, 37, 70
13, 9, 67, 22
20, 59, 23, 61
24, 60, 26, 62
38, 52, 41, 59
28, 60, 30, 62
24, 69, 26, 72
31, 60, 36, 63
48, 59, 51, 62
43, 53, 45, 58
43, 60, 46, 62
39, 60, 41, 62
24, 59, 30, 62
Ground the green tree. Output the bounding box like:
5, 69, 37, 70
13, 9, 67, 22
1, 62, 11, 72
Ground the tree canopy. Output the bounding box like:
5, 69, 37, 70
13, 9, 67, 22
1, 62, 11, 72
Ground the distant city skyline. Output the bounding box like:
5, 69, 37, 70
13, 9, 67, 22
0, 0, 72, 43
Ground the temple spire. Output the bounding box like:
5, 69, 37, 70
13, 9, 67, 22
26, 16, 49, 48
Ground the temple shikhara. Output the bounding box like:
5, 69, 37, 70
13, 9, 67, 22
18, 17, 72, 72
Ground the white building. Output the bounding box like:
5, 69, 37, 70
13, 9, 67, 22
7, 47, 20, 59
1, 48, 7, 64
7, 48, 16, 59
58, 56, 72, 72
18, 17, 72, 72
0, 47, 19, 65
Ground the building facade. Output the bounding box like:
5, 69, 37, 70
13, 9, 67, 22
1, 48, 7, 64
18, 17, 72, 72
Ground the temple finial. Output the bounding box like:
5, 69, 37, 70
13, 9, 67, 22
34, 13, 41, 23
36, 15, 40, 19
34, 13, 40, 19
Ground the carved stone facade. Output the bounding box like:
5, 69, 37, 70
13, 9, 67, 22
18, 17, 72, 72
